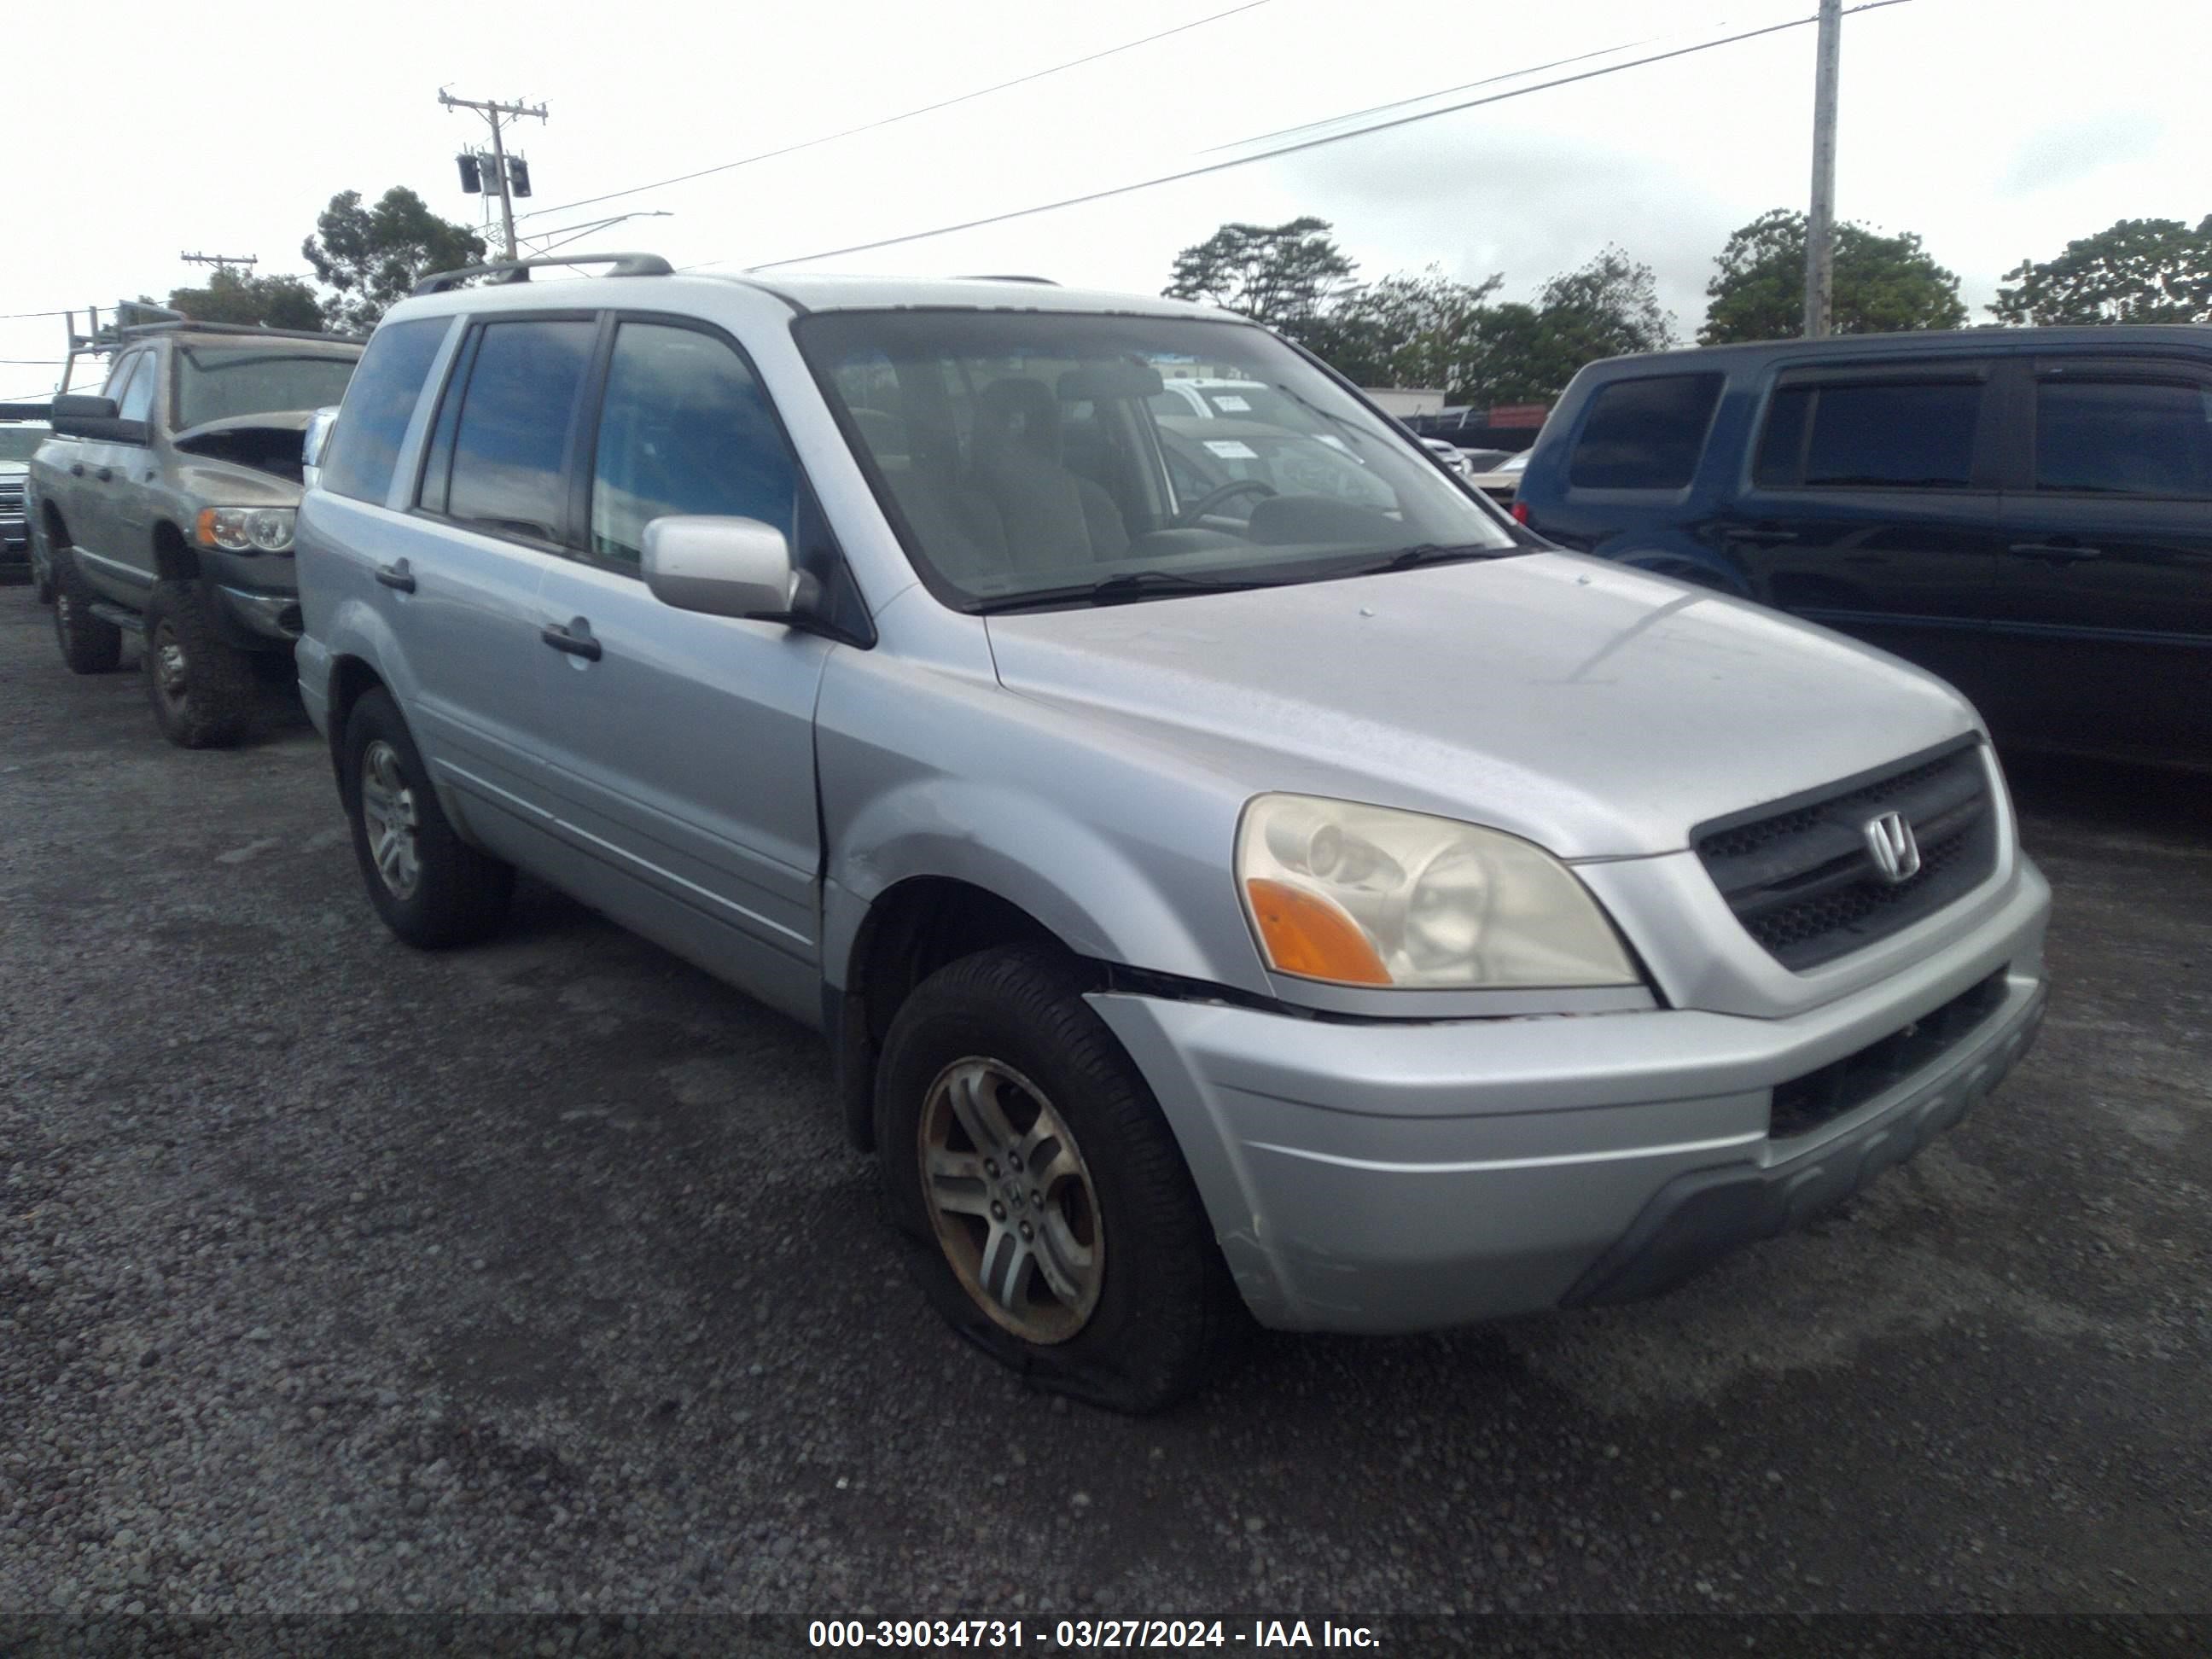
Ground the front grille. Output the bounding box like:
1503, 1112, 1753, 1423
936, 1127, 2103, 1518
1770, 969, 2010, 1138
0, 480, 25, 515
1696, 740, 1999, 970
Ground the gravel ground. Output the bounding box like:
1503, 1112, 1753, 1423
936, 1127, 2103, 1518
1, 582, 2207, 1627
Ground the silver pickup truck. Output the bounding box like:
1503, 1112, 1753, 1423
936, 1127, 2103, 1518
27, 321, 360, 746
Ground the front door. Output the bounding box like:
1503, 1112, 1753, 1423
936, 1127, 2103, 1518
1719, 359, 2005, 706
70, 348, 160, 597
1989, 356, 2212, 765
532, 317, 832, 1019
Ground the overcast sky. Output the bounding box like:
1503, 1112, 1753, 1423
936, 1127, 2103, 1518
7, 0, 2206, 398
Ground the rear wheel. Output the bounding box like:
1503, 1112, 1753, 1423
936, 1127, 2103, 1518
341, 687, 515, 949
142, 581, 258, 748
876, 946, 1240, 1412
50, 552, 123, 673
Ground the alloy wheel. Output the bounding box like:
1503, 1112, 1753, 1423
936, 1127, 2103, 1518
359, 739, 422, 901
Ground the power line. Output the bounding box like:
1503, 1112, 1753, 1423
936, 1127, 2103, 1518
0, 309, 73, 323
740, 0, 1912, 272
509, 0, 1274, 227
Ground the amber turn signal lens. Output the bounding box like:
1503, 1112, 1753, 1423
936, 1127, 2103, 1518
1244, 877, 1391, 985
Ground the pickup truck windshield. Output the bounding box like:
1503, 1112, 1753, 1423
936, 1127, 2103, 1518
799, 311, 1517, 609
173, 346, 359, 431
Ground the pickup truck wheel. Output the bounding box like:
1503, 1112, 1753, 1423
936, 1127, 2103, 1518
50, 554, 123, 674
30, 523, 55, 603
341, 688, 515, 949
142, 582, 257, 748
876, 946, 1239, 1413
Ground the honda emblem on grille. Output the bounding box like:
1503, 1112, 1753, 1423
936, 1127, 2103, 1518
1863, 811, 1922, 884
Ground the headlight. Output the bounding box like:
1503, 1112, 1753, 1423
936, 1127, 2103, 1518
195, 506, 294, 554
1236, 794, 1639, 990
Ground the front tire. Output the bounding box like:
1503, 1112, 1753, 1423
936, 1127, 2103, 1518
340, 688, 515, 949
50, 552, 123, 673
875, 946, 1240, 1412
143, 581, 258, 748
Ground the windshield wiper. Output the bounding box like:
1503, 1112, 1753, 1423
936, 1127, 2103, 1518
1353, 542, 1515, 575
969, 569, 1272, 614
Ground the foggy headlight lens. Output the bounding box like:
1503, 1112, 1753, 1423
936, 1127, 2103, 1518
1236, 793, 1640, 990
196, 506, 294, 553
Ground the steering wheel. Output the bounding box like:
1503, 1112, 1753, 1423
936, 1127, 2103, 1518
1174, 478, 1276, 526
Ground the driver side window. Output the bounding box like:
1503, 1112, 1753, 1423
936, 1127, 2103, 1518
115, 352, 160, 429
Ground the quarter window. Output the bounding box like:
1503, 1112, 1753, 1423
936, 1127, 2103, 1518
440, 318, 596, 542
587, 322, 797, 568
1755, 380, 1982, 489
2034, 378, 2212, 498
1566, 374, 1722, 490
321, 317, 449, 505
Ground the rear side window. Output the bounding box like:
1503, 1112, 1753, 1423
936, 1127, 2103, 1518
321, 317, 448, 505
587, 322, 798, 568
1567, 373, 1722, 490
2035, 378, 2212, 498
439, 318, 597, 542
1755, 380, 1982, 489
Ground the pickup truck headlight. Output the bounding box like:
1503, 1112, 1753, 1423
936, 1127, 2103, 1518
1236, 793, 1639, 989
195, 506, 294, 554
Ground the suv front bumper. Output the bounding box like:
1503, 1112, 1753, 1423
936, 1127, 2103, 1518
1089, 856, 2050, 1333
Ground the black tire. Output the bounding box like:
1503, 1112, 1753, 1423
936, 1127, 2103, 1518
50, 551, 123, 674
875, 945, 1240, 1413
340, 687, 515, 949
142, 581, 259, 748
29, 516, 56, 603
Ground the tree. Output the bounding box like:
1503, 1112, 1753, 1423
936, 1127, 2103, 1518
301, 187, 488, 333
166, 267, 323, 331
1312, 268, 1500, 389
1700, 209, 1966, 344
1989, 216, 2212, 325
1536, 246, 1675, 360
1164, 218, 1358, 330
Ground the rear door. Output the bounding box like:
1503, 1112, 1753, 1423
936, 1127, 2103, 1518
530, 315, 834, 1018
396, 312, 598, 835
1720, 358, 2005, 702
1991, 355, 2212, 765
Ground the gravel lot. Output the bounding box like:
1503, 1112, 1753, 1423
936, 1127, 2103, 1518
2, 581, 2207, 1627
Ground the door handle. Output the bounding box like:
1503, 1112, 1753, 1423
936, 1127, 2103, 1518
373, 559, 416, 593
96, 467, 114, 483
70, 463, 84, 477
1725, 527, 1797, 545
2006, 541, 2102, 562
539, 619, 602, 661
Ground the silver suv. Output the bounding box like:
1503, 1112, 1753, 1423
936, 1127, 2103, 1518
294, 254, 2052, 1412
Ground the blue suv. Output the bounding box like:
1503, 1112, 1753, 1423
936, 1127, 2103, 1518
1515, 327, 2212, 771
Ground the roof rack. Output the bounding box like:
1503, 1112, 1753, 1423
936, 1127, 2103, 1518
413, 251, 675, 296
119, 320, 364, 345
955, 274, 1059, 285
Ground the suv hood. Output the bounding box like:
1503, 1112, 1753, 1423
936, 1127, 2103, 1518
984, 551, 1979, 859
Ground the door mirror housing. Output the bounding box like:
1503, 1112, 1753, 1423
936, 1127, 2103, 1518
49, 393, 147, 445
643, 515, 799, 621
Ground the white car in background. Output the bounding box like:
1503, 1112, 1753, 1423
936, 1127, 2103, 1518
1468, 448, 1530, 505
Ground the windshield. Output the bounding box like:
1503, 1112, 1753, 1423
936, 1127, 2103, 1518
798, 311, 1518, 609
173, 345, 359, 430
0, 426, 46, 462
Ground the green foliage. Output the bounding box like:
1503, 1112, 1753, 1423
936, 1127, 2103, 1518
1700, 209, 1966, 344
301, 188, 488, 333
1163, 218, 1359, 329
166, 267, 323, 332
1989, 216, 2212, 325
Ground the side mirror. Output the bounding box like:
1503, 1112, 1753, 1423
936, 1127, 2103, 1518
50, 393, 126, 439
643, 515, 798, 621
301, 405, 340, 490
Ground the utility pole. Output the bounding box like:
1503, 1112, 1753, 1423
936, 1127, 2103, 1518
1802, 0, 1842, 338
439, 89, 548, 261
180, 252, 258, 273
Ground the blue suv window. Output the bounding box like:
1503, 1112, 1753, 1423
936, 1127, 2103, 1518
1755, 380, 1982, 489
2035, 378, 2212, 498
1567, 374, 1722, 490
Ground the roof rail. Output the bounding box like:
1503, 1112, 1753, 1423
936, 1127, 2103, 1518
118, 320, 364, 345
955, 274, 1059, 285
412, 251, 676, 296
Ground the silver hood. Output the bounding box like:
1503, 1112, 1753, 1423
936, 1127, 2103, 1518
984, 551, 1979, 859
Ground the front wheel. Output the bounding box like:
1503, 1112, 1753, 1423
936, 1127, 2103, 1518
340, 688, 515, 949
875, 946, 1240, 1413
143, 582, 259, 748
